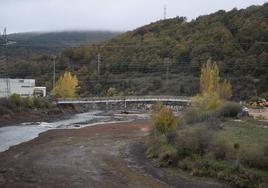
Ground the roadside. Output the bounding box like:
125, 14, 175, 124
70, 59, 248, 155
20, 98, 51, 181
0, 119, 227, 188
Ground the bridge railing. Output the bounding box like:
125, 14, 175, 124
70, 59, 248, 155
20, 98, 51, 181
56, 96, 191, 104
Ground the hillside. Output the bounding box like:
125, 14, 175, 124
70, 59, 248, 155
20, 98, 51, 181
6, 31, 120, 58
5, 3, 268, 99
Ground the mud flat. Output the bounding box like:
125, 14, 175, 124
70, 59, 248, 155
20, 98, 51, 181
0, 118, 228, 188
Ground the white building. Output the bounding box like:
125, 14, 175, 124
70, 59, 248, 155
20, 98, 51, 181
0, 78, 36, 98
34, 87, 46, 97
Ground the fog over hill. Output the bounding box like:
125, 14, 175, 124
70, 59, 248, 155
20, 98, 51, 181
6, 31, 120, 57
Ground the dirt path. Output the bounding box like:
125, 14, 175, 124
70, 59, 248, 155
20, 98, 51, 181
0, 120, 228, 188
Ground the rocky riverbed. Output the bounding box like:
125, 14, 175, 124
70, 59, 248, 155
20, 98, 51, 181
0, 116, 228, 188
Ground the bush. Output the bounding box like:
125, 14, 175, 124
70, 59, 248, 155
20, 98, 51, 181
10, 94, 22, 106
0, 106, 12, 115
151, 102, 164, 112
256, 115, 266, 120
107, 87, 117, 97
219, 102, 241, 118
146, 134, 167, 159
33, 97, 50, 109
240, 150, 268, 170
188, 158, 262, 188
183, 107, 220, 124
211, 140, 231, 160
192, 93, 223, 112
175, 127, 213, 159
24, 98, 34, 108
0, 96, 52, 116
153, 107, 176, 135
157, 144, 178, 167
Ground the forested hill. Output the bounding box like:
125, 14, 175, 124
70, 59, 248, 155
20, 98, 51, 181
7, 31, 120, 58
63, 3, 267, 66
5, 3, 268, 99
57, 3, 267, 99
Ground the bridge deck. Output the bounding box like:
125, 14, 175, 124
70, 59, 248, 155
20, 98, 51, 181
57, 96, 191, 104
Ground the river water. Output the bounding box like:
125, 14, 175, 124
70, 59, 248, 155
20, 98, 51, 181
0, 111, 115, 152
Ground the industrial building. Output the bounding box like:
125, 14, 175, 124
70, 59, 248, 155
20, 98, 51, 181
0, 78, 46, 98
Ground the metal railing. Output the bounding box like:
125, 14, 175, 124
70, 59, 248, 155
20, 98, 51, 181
56, 96, 191, 104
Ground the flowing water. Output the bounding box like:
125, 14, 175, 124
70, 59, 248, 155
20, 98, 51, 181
0, 111, 113, 152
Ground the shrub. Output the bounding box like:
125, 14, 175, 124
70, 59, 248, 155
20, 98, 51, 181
219, 102, 241, 118
0, 106, 12, 115
153, 107, 176, 135
157, 144, 178, 167
183, 107, 220, 124
33, 97, 50, 109
10, 93, 22, 106
177, 157, 195, 171
192, 93, 223, 112
183, 107, 200, 124
240, 150, 268, 170
211, 140, 230, 160
192, 128, 213, 156
146, 134, 167, 159
177, 116, 185, 127
256, 115, 266, 120
23, 98, 34, 108
151, 102, 164, 112
166, 131, 177, 145
107, 87, 117, 97
175, 127, 213, 158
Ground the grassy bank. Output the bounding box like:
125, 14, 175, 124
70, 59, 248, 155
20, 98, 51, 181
0, 94, 78, 126
146, 104, 268, 188
0, 94, 53, 116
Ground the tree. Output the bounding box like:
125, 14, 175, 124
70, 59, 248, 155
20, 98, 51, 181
107, 87, 117, 97
200, 59, 220, 95
53, 71, 78, 98
153, 107, 176, 135
219, 80, 232, 100
193, 59, 223, 111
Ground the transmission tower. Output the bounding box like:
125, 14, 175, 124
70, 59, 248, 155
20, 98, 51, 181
0, 28, 10, 98
164, 4, 167, 20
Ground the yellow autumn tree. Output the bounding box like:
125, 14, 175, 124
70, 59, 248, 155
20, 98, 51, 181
53, 72, 78, 98
218, 80, 232, 100
193, 59, 223, 111
153, 107, 176, 135
200, 59, 220, 95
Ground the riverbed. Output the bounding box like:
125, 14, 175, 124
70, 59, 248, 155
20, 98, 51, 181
0, 111, 127, 152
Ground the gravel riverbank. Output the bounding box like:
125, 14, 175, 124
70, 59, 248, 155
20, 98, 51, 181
0, 117, 228, 188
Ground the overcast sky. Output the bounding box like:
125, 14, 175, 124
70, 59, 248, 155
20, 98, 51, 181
0, 0, 266, 34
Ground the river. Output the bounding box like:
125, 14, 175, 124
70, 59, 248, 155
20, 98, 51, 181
0, 111, 114, 152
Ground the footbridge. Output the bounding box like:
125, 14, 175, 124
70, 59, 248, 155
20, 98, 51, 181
57, 96, 191, 105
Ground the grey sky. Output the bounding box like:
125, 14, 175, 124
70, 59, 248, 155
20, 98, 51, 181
0, 0, 266, 34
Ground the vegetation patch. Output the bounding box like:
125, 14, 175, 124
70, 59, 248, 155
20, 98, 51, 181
0, 94, 53, 116
146, 60, 268, 187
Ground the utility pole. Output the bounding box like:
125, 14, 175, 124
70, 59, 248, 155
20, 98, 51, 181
52, 55, 56, 89
97, 53, 101, 79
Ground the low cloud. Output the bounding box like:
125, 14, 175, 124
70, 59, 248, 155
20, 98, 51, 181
0, 0, 266, 33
